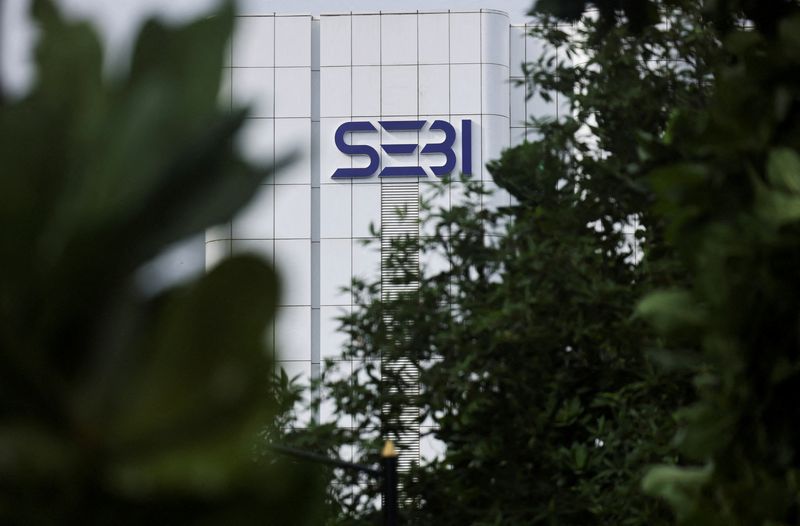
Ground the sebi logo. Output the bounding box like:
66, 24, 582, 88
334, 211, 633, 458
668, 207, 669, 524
332, 119, 473, 179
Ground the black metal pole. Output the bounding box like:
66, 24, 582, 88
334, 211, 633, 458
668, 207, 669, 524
267, 441, 399, 525
381, 440, 399, 526
265, 443, 381, 477
0, 0, 4, 104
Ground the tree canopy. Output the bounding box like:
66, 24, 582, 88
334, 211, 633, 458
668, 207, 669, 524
291, 1, 731, 524
638, 1, 800, 524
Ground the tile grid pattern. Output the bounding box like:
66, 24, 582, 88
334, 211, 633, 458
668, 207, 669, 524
311, 17, 322, 414
210, 10, 529, 463
379, 13, 422, 474
210, 15, 316, 411
272, 16, 313, 405
210, 7, 647, 476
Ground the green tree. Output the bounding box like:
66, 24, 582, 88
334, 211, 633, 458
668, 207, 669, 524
0, 1, 322, 523
637, 1, 800, 524
290, 1, 726, 524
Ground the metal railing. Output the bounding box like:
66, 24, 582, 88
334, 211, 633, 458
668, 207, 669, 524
267, 440, 399, 526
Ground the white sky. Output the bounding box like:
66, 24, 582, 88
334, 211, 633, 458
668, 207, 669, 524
2, 0, 535, 94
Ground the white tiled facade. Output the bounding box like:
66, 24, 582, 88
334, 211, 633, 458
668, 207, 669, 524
209, 11, 561, 430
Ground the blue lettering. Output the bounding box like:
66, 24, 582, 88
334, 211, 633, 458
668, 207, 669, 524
462, 119, 473, 176
332, 121, 380, 179
421, 120, 457, 176
379, 120, 426, 177
332, 119, 473, 179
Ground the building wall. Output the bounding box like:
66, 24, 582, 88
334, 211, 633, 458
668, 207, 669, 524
208, 13, 316, 401
209, 11, 563, 456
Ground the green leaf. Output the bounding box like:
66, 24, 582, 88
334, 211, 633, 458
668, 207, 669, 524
755, 150, 800, 225
648, 163, 710, 200
573, 443, 589, 470
107, 256, 277, 447
129, 4, 233, 114
778, 13, 800, 53
641, 464, 712, 520
636, 290, 706, 335
754, 185, 800, 226
766, 148, 800, 193
31, 0, 104, 105
531, 0, 587, 20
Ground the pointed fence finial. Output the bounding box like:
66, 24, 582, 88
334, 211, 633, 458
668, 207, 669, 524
381, 440, 398, 458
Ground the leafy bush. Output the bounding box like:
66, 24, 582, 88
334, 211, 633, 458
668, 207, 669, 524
292, 2, 724, 524
639, 2, 800, 524
0, 1, 322, 523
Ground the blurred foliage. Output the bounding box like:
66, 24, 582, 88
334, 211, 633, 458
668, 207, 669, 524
286, 1, 730, 524
0, 1, 322, 524
533, 0, 796, 34
635, 1, 800, 524
533, 0, 662, 32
